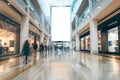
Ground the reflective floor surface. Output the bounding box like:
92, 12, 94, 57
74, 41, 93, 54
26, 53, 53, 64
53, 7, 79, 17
0, 49, 120, 80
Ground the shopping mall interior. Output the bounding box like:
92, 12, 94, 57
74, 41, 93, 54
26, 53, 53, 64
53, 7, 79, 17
0, 0, 120, 80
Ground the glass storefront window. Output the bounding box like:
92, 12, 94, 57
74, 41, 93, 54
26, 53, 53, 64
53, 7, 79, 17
81, 38, 85, 50
29, 32, 34, 51
108, 27, 119, 53
0, 29, 16, 55
98, 31, 101, 51
36, 37, 40, 51
29, 31, 40, 51
85, 35, 90, 50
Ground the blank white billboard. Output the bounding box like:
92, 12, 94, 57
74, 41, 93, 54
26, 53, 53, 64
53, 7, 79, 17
51, 7, 70, 41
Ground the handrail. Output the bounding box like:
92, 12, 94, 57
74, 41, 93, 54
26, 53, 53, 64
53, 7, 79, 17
15, 0, 27, 12
71, 0, 77, 12
92, 0, 100, 8
77, 7, 89, 27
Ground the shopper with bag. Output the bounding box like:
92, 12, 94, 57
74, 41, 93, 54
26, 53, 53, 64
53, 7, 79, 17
22, 40, 30, 64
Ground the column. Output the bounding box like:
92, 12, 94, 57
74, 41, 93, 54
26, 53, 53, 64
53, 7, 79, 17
76, 34, 80, 51
41, 31, 44, 43
90, 19, 98, 54
101, 27, 108, 53
20, 6, 29, 53
69, 41, 73, 50
89, 0, 92, 10
75, 15, 79, 28
47, 37, 49, 46
118, 21, 120, 54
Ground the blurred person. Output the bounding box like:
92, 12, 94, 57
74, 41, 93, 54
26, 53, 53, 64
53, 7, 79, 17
0, 44, 2, 55
39, 43, 44, 58
22, 40, 30, 64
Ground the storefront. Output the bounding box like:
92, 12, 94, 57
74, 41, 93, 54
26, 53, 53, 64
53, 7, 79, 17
0, 14, 20, 55
98, 31, 102, 52
80, 30, 102, 52
108, 27, 119, 53
29, 31, 40, 51
29, 23, 41, 51
80, 31, 90, 51
98, 13, 120, 54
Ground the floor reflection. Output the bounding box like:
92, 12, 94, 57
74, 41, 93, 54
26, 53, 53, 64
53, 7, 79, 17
0, 50, 120, 80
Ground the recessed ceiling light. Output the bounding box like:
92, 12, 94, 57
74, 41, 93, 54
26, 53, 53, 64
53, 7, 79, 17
87, 15, 90, 18
97, 6, 101, 8
8, 3, 10, 5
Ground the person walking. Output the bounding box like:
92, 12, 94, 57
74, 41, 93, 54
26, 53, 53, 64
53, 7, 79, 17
33, 41, 38, 52
39, 43, 44, 58
0, 44, 2, 55
22, 40, 30, 64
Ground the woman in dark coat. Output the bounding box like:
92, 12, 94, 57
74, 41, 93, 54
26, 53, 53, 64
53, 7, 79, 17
0, 44, 2, 55
22, 40, 30, 64
39, 43, 44, 58
33, 41, 38, 52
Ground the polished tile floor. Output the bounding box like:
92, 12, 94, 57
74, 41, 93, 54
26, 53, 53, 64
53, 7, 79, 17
0, 49, 120, 80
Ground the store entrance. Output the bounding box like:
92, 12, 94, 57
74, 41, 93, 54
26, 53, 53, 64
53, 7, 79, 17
108, 27, 119, 53
0, 29, 16, 55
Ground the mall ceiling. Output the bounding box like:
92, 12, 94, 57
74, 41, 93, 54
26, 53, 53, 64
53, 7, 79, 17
46, 0, 73, 6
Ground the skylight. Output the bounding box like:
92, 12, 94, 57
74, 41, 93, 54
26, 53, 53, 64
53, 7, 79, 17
47, 0, 74, 7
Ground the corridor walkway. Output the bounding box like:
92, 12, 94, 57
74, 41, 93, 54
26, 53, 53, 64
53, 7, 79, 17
0, 49, 120, 80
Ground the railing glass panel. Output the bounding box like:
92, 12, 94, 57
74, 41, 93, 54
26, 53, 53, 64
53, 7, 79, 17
15, 0, 27, 11
71, 0, 77, 13
91, 0, 100, 8
29, 2, 42, 25
77, 7, 89, 27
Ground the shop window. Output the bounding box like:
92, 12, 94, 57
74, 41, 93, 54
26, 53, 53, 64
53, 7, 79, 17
108, 27, 119, 53
0, 29, 16, 55
29, 31, 40, 51
98, 31, 101, 51
85, 35, 90, 50
81, 38, 85, 50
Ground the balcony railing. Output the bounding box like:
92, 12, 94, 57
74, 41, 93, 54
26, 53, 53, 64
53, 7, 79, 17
15, 0, 27, 12
71, 0, 78, 13
92, 0, 100, 8
77, 7, 89, 27
29, 2, 42, 22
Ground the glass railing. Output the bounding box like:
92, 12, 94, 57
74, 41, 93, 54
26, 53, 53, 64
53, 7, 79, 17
15, 0, 27, 11
29, 10, 36, 20
77, 7, 89, 27
71, 0, 77, 13
91, 0, 100, 8
29, 2, 41, 22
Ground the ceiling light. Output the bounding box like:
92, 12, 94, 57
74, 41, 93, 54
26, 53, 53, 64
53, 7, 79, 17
87, 15, 90, 18
97, 6, 101, 9
8, 3, 11, 5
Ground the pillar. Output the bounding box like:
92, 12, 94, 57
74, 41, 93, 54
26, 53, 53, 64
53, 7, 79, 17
90, 20, 98, 54
47, 37, 49, 46
101, 27, 108, 53
76, 34, 80, 51
89, 0, 92, 10
69, 41, 73, 50
118, 21, 120, 54
20, 6, 29, 53
41, 31, 44, 43
75, 15, 79, 28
